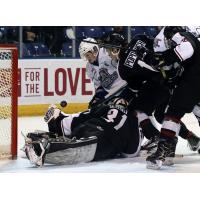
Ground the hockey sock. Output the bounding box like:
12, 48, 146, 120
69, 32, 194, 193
161, 116, 181, 139
179, 121, 192, 139
136, 111, 160, 139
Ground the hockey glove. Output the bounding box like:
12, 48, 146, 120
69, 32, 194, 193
155, 49, 182, 69
44, 105, 61, 123
88, 87, 108, 109
136, 46, 160, 67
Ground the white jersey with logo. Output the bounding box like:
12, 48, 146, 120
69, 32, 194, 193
86, 47, 126, 93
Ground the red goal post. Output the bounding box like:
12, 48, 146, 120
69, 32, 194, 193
0, 44, 18, 159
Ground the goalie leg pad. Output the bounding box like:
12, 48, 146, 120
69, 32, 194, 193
24, 131, 98, 166
45, 136, 97, 165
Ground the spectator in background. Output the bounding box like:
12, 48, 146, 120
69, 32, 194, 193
113, 26, 127, 37
100, 26, 128, 44
6, 26, 19, 43
22, 26, 68, 57
0, 27, 6, 43
23, 26, 38, 43
113, 26, 124, 34
41, 26, 67, 57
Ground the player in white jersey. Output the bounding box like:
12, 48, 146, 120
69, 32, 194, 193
79, 38, 133, 108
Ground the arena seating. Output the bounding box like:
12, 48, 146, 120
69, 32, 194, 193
146, 26, 159, 38
103, 26, 114, 34
131, 26, 159, 38
23, 43, 51, 57
75, 27, 85, 39
0, 27, 6, 40
83, 26, 104, 38
61, 42, 73, 57
0, 26, 160, 58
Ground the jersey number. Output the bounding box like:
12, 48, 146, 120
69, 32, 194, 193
105, 109, 127, 130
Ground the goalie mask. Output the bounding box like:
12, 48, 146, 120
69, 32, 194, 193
79, 38, 99, 63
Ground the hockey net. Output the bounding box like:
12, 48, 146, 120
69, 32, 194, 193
0, 45, 18, 159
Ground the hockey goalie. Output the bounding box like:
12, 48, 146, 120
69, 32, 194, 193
23, 98, 142, 167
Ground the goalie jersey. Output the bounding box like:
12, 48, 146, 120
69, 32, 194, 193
59, 104, 142, 160
24, 103, 142, 167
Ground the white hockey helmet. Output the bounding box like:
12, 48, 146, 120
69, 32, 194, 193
79, 38, 99, 60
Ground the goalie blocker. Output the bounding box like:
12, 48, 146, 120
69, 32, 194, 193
24, 98, 142, 167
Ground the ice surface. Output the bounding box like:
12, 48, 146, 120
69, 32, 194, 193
1, 113, 200, 173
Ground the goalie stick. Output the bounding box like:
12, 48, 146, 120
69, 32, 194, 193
59, 83, 128, 111
86, 83, 129, 115
140, 150, 199, 158
175, 152, 200, 158
98, 83, 128, 104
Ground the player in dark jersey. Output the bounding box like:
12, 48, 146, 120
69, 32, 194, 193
24, 98, 142, 167
144, 26, 200, 169
103, 31, 200, 168
103, 33, 166, 144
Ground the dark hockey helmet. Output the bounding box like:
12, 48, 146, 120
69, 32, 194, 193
164, 26, 186, 39
103, 32, 126, 47
103, 32, 127, 60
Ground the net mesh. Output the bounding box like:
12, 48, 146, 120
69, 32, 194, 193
0, 50, 13, 158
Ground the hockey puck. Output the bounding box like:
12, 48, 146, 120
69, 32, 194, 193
60, 100, 67, 107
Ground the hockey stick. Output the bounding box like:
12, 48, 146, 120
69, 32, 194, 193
93, 83, 128, 108
59, 83, 128, 109
175, 152, 200, 158
137, 60, 159, 72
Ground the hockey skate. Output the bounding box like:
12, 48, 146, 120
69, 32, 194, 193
140, 136, 159, 156
163, 137, 178, 166
146, 138, 175, 170
187, 132, 200, 151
